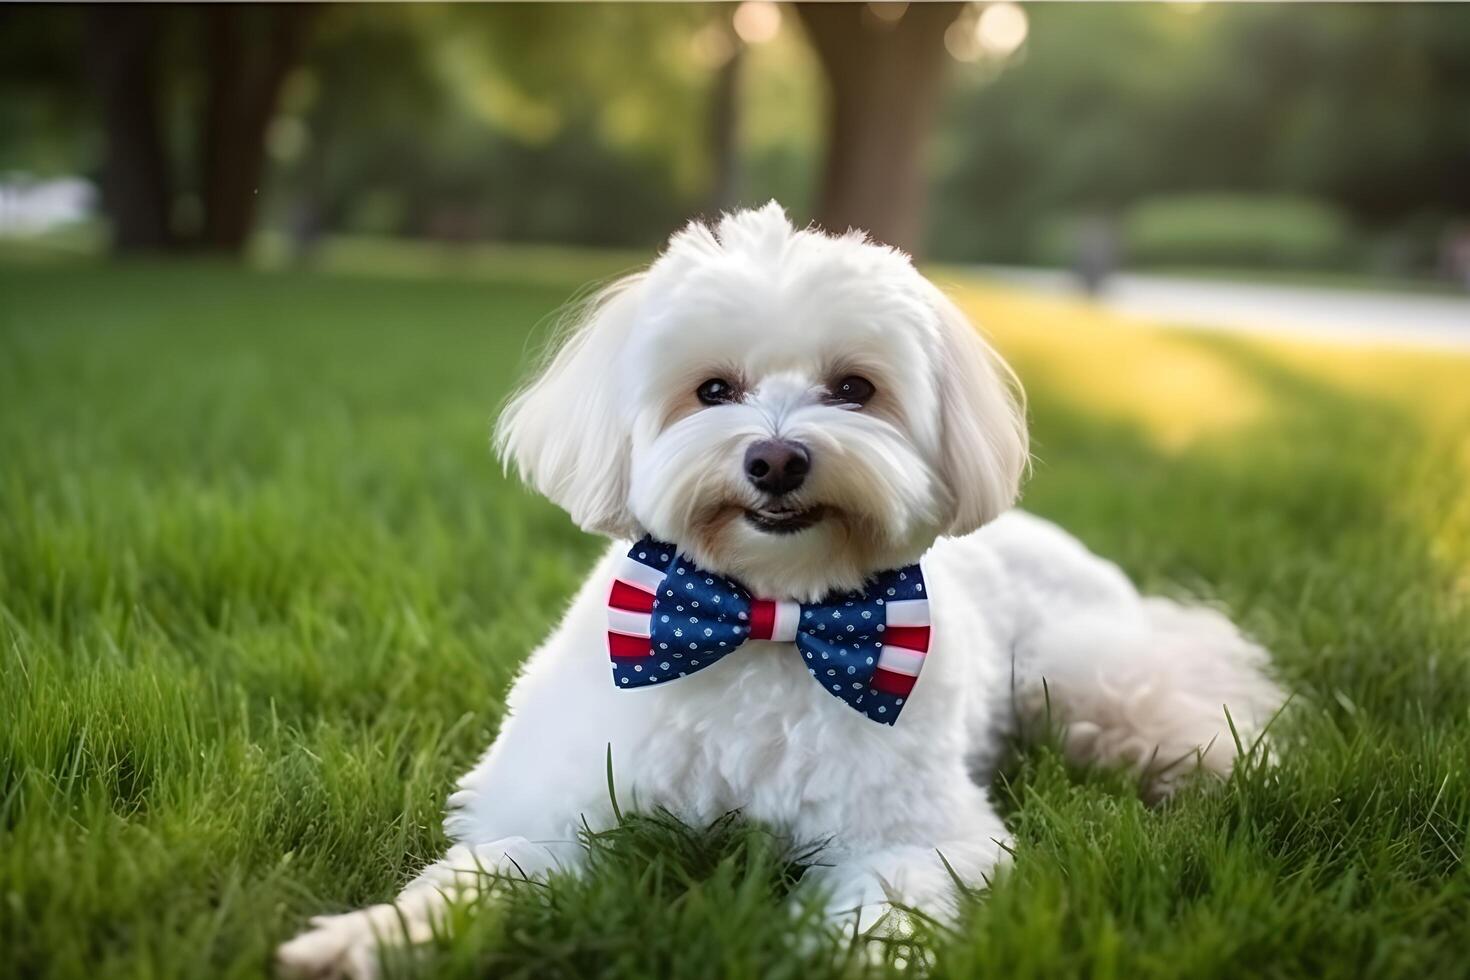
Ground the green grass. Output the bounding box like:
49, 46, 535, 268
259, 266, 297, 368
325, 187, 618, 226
2, 253, 1469, 979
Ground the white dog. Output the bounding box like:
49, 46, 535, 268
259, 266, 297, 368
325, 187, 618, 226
279, 203, 1284, 978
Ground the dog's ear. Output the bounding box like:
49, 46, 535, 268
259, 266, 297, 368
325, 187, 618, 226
495, 275, 643, 537
927, 284, 1029, 537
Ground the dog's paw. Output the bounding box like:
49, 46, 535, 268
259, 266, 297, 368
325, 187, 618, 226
275, 907, 397, 980
800, 864, 902, 935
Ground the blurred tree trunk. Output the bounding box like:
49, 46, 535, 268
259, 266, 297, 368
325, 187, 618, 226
795, 3, 961, 256
86, 5, 175, 252
200, 5, 313, 252
707, 40, 744, 215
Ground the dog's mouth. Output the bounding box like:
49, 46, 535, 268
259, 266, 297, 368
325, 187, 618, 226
743, 504, 826, 535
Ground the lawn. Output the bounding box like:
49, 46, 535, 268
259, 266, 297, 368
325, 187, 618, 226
2, 249, 1469, 979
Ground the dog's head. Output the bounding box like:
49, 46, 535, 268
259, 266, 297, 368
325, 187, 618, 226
496, 203, 1028, 600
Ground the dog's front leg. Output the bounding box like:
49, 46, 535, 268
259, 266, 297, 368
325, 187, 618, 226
277, 552, 645, 979
276, 736, 610, 980
800, 802, 1011, 936
276, 836, 585, 980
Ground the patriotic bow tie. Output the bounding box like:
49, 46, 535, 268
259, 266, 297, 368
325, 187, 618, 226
606, 536, 931, 725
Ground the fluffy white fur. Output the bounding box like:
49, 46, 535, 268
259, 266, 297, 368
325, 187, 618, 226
278, 204, 1285, 978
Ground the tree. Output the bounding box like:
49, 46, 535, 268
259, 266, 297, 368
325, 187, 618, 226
86, 5, 175, 251
705, 27, 744, 215
200, 5, 313, 251
795, 2, 961, 254
82, 4, 312, 254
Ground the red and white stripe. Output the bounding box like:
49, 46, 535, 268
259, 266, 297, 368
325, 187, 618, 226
606, 555, 660, 659
871, 598, 930, 696
747, 599, 801, 642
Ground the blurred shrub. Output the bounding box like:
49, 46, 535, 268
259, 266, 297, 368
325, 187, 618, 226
1121, 194, 1354, 269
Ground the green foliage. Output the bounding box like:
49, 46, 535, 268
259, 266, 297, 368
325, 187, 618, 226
930, 3, 1470, 266
0, 6, 94, 174
2, 251, 1469, 978
1121, 194, 1353, 269
266, 4, 724, 249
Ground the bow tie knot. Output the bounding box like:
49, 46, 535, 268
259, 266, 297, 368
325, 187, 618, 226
748, 598, 801, 641
605, 536, 930, 725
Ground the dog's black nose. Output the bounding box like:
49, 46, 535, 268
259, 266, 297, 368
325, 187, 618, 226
744, 439, 810, 496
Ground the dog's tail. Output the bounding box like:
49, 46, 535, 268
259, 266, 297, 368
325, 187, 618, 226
1012, 596, 1285, 800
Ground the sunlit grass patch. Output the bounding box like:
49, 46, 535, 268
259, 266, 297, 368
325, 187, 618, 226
952, 277, 1470, 581
949, 281, 1270, 452
1259, 340, 1470, 579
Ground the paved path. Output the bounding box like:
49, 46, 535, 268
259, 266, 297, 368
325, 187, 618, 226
974, 266, 1470, 351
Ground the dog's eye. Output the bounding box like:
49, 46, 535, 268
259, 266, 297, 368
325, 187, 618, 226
697, 378, 737, 406
830, 375, 876, 406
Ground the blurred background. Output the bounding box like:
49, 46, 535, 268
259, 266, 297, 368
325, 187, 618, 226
3, 1, 1470, 295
